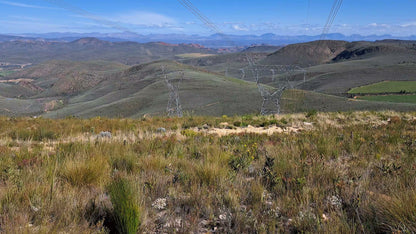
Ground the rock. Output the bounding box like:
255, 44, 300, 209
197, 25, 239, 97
219, 214, 227, 220
156, 127, 166, 133
326, 195, 342, 209
388, 116, 401, 124
98, 131, 112, 138
152, 198, 167, 210
219, 122, 229, 127
30, 205, 40, 212
248, 165, 255, 174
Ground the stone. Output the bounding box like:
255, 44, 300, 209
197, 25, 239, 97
156, 127, 166, 133
152, 198, 167, 210
98, 131, 112, 138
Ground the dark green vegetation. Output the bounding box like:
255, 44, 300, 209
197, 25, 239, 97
0, 71, 14, 77
348, 81, 416, 104
349, 81, 416, 94
107, 178, 141, 234
358, 94, 416, 104
1, 112, 416, 233
284, 90, 416, 112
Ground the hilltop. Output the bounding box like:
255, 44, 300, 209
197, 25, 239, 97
261, 40, 349, 66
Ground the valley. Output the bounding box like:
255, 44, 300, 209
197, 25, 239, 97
0, 37, 415, 117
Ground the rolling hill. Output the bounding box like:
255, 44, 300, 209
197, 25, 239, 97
40, 60, 263, 118
261, 40, 349, 66
7, 60, 128, 97
1, 39, 416, 117
187, 39, 416, 97
2, 59, 415, 118
0, 37, 218, 65
298, 41, 416, 95
2, 60, 264, 117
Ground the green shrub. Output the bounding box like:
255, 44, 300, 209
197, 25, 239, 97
233, 121, 242, 127
181, 129, 198, 137
9, 128, 57, 141
111, 154, 136, 173
306, 109, 317, 118
107, 178, 141, 234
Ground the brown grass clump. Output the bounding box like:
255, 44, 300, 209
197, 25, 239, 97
60, 156, 110, 187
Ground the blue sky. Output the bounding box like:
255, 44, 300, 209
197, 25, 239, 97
0, 0, 415, 36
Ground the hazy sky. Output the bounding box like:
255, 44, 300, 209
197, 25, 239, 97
1, 0, 415, 36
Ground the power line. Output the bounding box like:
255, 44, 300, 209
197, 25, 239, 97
176, 0, 223, 35
176, 0, 235, 47
316, 0, 343, 48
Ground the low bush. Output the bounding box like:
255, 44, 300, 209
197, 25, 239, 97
107, 178, 141, 234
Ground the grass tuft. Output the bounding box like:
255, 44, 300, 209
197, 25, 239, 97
107, 178, 141, 234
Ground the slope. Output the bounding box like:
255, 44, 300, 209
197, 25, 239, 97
42, 60, 263, 118
8, 60, 129, 97
261, 40, 349, 66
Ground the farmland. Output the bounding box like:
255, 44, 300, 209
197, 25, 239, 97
348, 81, 416, 94
358, 94, 416, 104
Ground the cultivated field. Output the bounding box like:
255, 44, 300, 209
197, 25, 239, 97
1, 111, 416, 233
358, 94, 416, 104
349, 81, 416, 94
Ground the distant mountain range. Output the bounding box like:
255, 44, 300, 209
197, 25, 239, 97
2, 32, 416, 48
0, 37, 218, 65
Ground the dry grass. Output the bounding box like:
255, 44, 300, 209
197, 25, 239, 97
0, 111, 415, 233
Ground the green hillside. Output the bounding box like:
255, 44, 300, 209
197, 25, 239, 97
42, 60, 263, 118
349, 81, 416, 94
282, 89, 416, 113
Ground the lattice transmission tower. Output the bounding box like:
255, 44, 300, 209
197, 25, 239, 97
161, 66, 184, 117
244, 55, 307, 115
